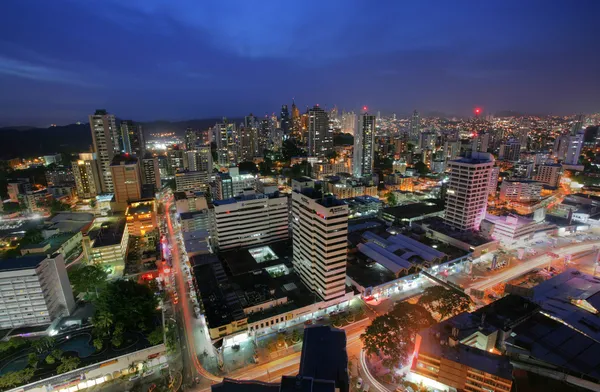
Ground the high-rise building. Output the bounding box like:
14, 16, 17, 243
212, 167, 255, 200
498, 140, 521, 162
291, 101, 301, 136
534, 163, 562, 187
409, 110, 420, 141
471, 132, 489, 153
443, 141, 461, 161
209, 189, 289, 251
72, 153, 102, 199
308, 105, 332, 158
419, 131, 436, 151
89, 109, 119, 193
183, 146, 212, 173
280, 104, 291, 135
110, 155, 142, 205
120, 120, 145, 156
141, 153, 161, 192
353, 113, 376, 178
489, 166, 500, 197
239, 114, 258, 162
166, 147, 185, 175
175, 170, 210, 192
184, 128, 202, 151
564, 133, 584, 165
45, 165, 74, 187
517, 127, 529, 150
215, 120, 238, 167
341, 111, 356, 135
499, 179, 542, 202
291, 178, 348, 301
444, 152, 495, 231
0, 254, 75, 329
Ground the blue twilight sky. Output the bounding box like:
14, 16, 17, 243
1, 0, 599, 126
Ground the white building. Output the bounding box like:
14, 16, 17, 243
175, 170, 210, 192
444, 152, 495, 231
174, 190, 208, 214
213, 167, 256, 200
480, 214, 538, 246
353, 113, 376, 178
89, 110, 119, 193
71, 154, 103, 199
534, 163, 562, 187
0, 254, 75, 329
291, 178, 348, 301
499, 179, 542, 202
84, 218, 129, 275
564, 133, 584, 165
210, 190, 289, 251
183, 145, 212, 172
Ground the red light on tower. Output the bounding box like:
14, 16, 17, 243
363, 106, 368, 111
474, 107, 481, 116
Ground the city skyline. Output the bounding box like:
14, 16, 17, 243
2, 0, 600, 126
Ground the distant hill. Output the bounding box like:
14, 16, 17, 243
0, 118, 244, 159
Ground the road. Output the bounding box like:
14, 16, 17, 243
465, 240, 600, 292
164, 195, 223, 388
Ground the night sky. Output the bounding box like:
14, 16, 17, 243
1, 0, 599, 126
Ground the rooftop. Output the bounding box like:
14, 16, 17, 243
418, 217, 493, 246
220, 241, 293, 276
110, 154, 138, 165
0, 255, 46, 272
382, 200, 444, 220
88, 218, 126, 247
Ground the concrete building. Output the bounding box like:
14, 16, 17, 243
444, 152, 495, 231
471, 132, 489, 152
564, 132, 584, 165
125, 199, 157, 237
291, 178, 348, 301
419, 131, 436, 152
480, 214, 538, 246
353, 113, 376, 178
0, 254, 75, 329
212, 168, 256, 200
307, 105, 332, 158
119, 120, 144, 157
499, 179, 542, 202
409, 110, 420, 141
183, 145, 212, 172
110, 155, 142, 206
141, 153, 161, 192
72, 153, 102, 199
89, 110, 119, 193
215, 120, 238, 167
45, 165, 74, 187
174, 191, 208, 214
43, 153, 62, 166
534, 163, 562, 187
498, 140, 521, 162
7, 178, 32, 203
84, 218, 128, 275
175, 170, 210, 192
210, 190, 289, 251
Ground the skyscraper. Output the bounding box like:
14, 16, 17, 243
291, 178, 348, 301
72, 153, 102, 199
280, 104, 291, 135
444, 152, 495, 231
409, 110, 420, 141
110, 155, 142, 205
141, 153, 161, 192
184, 128, 201, 151
120, 120, 145, 156
291, 100, 301, 136
353, 113, 376, 178
183, 146, 212, 172
308, 105, 332, 158
564, 133, 584, 165
471, 132, 490, 153
89, 109, 119, 193
498, 140, 521, 162
341, 111, 356, 135
214, 120, 238, 167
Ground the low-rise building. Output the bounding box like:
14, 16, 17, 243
0, 254, 75, 329
175, 170, 210, 192
345, 195, 382, 219
174, 190, 208, 214
534, 162, 562, 187
125, 199, 158, 238
480, 214, 538, 246
83, 218, 128, 275
499, 179, 542, 202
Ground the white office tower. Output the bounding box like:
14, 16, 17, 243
444, 152, 495, 231
353, 113, 376, 178
291, 178, 348, 302
0, 254, 75, 329
183, 145, 212, 172
89, 109, 119, 193
564, 133, 584, 165
209, 189, 289, 251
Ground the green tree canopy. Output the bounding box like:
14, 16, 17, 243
417, 286, 472, 321
57, 355, 81, 374
385, 192, 398, 207
414, 161, 430, 176
147, 327, 164, 346
361, 302, 434, 368
238, 161, 259, 174
69, 264, 108, 295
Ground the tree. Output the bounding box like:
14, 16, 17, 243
414, 161, 429, 176
418, 286, 472, 321
69, 264, 108, 295
92, 310, 114, 334
50, 199, 71, 213
2, 202, 21, 213
0, 367, 35, 389
147, 327, 164, 345
57, 355, 81, 374
385, 192, 398, 207
51, 349, 63, 361
27, 353, 38, 368
20, 229, 43, 246
238, 161, 259, 175
45, 354, 56, 365
89, 199, 97, 208
361, 302, 434, 368
31, 336, 54, 354
93, 337, 103, 351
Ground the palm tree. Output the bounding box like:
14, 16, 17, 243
93, 311, 114, 333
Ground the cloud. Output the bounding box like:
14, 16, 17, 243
0, 56, 95, 87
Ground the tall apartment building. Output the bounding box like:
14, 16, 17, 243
534, 163, 562, 187
488, 166, 500, 197
89, 109, 119, 193
471, 132, 489, 153
215, 120, 238, 167
353, 113, 376, 178
498, 140, 521, 162
444, 152, 495, 231
141, 153, 161, 192
110, 155, 142, 205
174, 191, 208, 214
184, 128, 205, 150
308, 105, 332, 158
175, 170, 210, 192
183, 145, 212, 172
45, 165, 74, 186
564, 132, 584, 165
0, 254, 75, 329
291, 178, 348, 302
210, 190, 289, 251
166, 147, 185, 175
418, 131, 436, 152
120, 120, 145, 156
499, 179, 542, 202
72, 153, 102, 199
409, 110, 420, 142
212, 168, 256, 200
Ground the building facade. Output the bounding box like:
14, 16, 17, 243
89, 110, 119, 193
72, 153, 102, 199
353, 113, 376, 178
307, 105, 332, 158
110, 155, 142, 204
